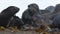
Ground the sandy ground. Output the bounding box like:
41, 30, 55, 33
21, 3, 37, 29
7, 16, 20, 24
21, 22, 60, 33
0, 29, 60, 34
0, 30, 39, 34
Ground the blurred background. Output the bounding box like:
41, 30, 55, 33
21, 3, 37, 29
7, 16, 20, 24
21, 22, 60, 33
0, 0, 60, 18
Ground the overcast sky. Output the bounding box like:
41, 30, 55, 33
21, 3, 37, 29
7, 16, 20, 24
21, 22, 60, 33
0, 0, 60, 18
